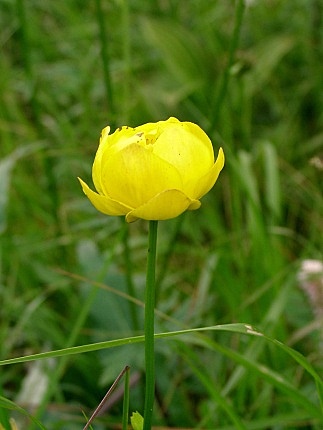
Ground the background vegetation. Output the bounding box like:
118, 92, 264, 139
0, 0, 322, 428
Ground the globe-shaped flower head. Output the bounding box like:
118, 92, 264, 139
79, 117, 224, 222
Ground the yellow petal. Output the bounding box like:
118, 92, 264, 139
125, 189, 201, 222
183, 121, 214, 155
100, 143, 183, 208
152, 122, 214, 196
190, 147, 225, 199
134, 117, 180, 137
92, 125, 140, 194
92, 126, 111, 194
78, 177, 131, 216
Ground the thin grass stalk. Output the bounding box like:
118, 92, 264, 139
16, 0, 64, 257
122, 366, 130, 430
119, 2, 136, 334
120, 0, 131, 124
143, 220, 158, 430
95, 0, 116, 126
0, 387, 10, 429
209, 0, 245, 132
15, 0, 37, 117
82, 366, 130, 430
180, 343, 248, 430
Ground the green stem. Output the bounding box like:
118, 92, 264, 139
122, 366, 130, 430
143, 220, 158, 430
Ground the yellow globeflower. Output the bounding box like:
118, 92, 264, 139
79, 117, 224, 222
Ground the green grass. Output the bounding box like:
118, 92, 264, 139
0, 0, 322, 429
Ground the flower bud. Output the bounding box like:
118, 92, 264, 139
79, 117, 224, 222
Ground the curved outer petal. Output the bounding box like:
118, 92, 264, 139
78, 177, 131, 216
125, 189, 201, 223
103, 126, 143, 155
92, 125, 140, 194
152, 123, 214, 197
188, 147, 225, 199
92, 120, 175, 197
183, 120, 214, 153
134, 117, 180, 138
92, 126, 110, 194
101, 143, 184, 208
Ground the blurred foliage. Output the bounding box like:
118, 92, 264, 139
0, 0, 322, 428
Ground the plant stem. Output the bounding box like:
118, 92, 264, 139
143, 220, 158, 430
122, 366, 130, 430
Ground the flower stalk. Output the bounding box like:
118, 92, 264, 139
143, 220, 158, 430
78, 117, 224, 428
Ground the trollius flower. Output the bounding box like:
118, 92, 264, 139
79, 117, 224, 222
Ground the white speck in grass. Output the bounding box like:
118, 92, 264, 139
245, 324, 264, 337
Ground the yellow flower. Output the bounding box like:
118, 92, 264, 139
79, 117, 224, 223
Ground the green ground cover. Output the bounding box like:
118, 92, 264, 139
0, 0, 322, 428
